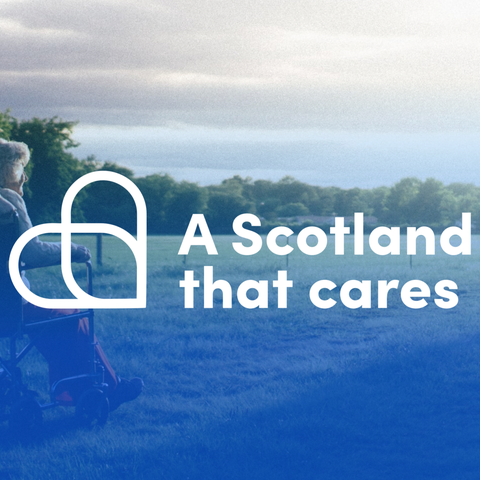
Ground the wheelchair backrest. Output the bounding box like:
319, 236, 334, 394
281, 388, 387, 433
0, 212, 23, 337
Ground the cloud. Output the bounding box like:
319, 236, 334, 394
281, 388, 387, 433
1, 0, 480, 130
72, 125, 480, 188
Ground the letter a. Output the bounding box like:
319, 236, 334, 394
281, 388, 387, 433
178, 214, 218, 255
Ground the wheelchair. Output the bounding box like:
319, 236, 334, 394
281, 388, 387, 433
0, 210, 109, 435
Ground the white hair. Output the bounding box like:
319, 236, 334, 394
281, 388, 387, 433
0, 139, 30, 188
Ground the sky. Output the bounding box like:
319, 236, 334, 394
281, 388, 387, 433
1, 0, 480, 187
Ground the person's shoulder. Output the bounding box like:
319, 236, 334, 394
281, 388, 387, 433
0, 188, 25, 209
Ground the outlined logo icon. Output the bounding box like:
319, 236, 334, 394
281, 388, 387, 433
9, 171, 147, 309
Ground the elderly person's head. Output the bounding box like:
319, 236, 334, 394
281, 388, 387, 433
0, 139, 30, 196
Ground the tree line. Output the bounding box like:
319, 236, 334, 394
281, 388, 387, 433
1, 111, 479, 234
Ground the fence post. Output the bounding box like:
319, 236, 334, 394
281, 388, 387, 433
96, 233, 103, 266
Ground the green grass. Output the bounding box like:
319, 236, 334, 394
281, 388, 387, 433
1, 234, 480, 479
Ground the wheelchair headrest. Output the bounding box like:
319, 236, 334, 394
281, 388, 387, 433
0, 195, 17, 225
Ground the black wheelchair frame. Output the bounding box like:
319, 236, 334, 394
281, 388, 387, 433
0, 211, 109, 433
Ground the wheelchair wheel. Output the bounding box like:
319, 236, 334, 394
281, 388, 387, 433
9, 397, 43, 436
75, 388, 109, 427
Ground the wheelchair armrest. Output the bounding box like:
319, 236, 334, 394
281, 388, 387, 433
86, 260, 93, 296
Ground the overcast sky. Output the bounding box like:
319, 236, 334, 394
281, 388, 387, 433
1, 0, 480, 187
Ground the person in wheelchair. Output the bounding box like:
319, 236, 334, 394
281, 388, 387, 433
0, 139, 143, 410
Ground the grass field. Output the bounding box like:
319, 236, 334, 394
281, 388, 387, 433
1, 233, 480, 479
